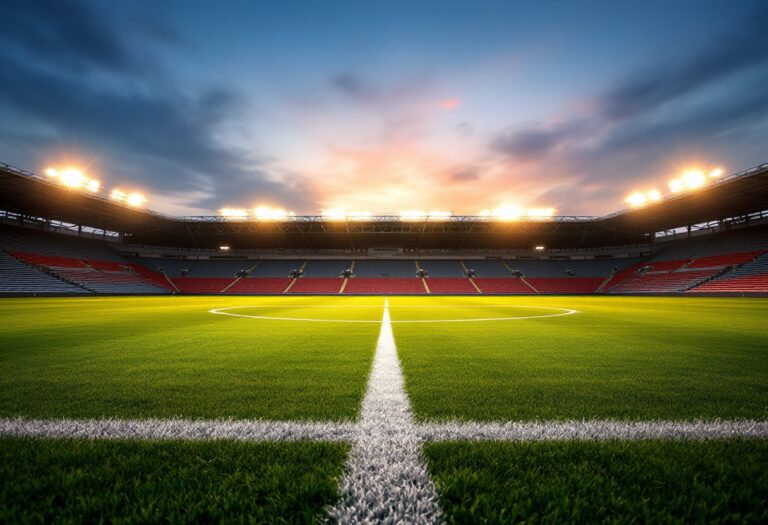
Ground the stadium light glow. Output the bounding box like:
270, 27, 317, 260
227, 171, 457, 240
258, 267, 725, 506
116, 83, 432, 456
625, 189, 663, 208
110, 189, 127, 202
253, 205, 291, 220
86, 179, 101, 193
59, 168, 86, 189
346, 211, 373, 221
219, 207, 249, 218
682, 169, 706, 189
428, 210, 452, 221
219, 245, 231, 251
400, 210, 428, 221
491, 205, 523, 221
663, 166, 725, 197
44, 165, 104, 195
527, 207, 556, 218
126, 193, 147, 208
320, 209, 373, 221
535, 245, 545, 251
669, 178, 684, 193
625, 192, 648, 207
321, 208, 347, 221
647, 189, 662, 202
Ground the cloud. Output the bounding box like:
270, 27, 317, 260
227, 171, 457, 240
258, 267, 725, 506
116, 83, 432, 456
0, 0, 137, 73
329, 73, 380, 103
600, 4, 768, 120
0, 0, 314, 213
487, 3, 768, 214
451, 166, 480, 182
439, 98, 461, 110
492, 120, 588, 162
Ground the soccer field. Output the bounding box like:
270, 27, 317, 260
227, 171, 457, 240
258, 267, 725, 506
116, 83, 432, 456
2, 295, 767, 523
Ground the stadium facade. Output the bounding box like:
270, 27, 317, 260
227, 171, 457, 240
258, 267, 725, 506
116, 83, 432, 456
1, 162, 768, 296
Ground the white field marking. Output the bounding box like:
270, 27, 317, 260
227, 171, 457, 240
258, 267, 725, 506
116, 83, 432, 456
418, 420, 768, 441
3, 418, 766, 443
327, 298, 444, 524
209, 305, 578, 323
0, 418, 356, 442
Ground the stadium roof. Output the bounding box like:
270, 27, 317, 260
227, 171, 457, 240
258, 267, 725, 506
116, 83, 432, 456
2, 162, 767, 250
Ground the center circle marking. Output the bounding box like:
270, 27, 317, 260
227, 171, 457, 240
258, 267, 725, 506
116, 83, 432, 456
208, 305, 579, 323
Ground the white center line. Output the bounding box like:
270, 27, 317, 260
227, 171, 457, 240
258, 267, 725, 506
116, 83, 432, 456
327, 298, 444, 524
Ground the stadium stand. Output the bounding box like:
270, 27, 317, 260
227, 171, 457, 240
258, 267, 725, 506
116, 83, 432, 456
686, 251, 764, 269
603, 229, 768, 293
353, 260, 418, 277
11, 251, 169, 294
527, 278, 604, 293
609, 269, 721, 293
473, 278, 534, 294
302, 260, 351, 277
250, 260, 304, 277
425, 278, 478, 294
0, 251, 88, 294
227, 278, 292, 294
689, 253, 768, 293
462, 260, 510, 277
419, 260, 465, 277
137, 258, 253, 278
343, 278, 426, 294
2, 218, 768, 295
288, 278, 344, 294
171, 277, 234, 293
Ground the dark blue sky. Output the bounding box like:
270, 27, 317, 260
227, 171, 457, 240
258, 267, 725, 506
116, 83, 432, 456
1, 0, 766, 215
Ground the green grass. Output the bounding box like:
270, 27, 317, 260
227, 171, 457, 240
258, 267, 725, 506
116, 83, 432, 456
425, 440, 768, 524
391, 296, 768, 421
0, 438, 348, 524
0, 296, 381, 420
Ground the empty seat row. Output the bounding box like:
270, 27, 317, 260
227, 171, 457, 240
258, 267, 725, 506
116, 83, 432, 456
0, 251, 89, 294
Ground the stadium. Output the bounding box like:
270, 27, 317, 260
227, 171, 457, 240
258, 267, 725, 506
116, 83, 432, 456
2, 1, 768, 523
2, 159, 768, 523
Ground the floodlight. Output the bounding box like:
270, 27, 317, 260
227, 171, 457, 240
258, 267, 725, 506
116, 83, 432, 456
428, 211, 452, 221
126, 193, 147, 207
535, 245, 545, 251
527, 207, 555, 218
86, 179, 100, 193
44, 167, 58, 177
669, 179, 684, 193
219, 207, 249, 218
253, 205, 288, 220
219, 245, 231, 251
60, 168, 86, 189
682, 170, 706, 189
110, 189, 127, 202
321, 209, 347, 221
492, 205, 522, 221
625, 192, 648, 207
400, 210, 428, 221
709, 167, 724, 178
646, 190, 662, 202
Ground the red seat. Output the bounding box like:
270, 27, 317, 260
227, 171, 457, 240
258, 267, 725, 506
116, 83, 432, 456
226, 278, 291, 294
343, 278, 426, 294
425, 278, 478, 294
473, 278, 533, 293
289, 278, 343, 293
527, 278, 603, 293
172, 277, 235, 293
